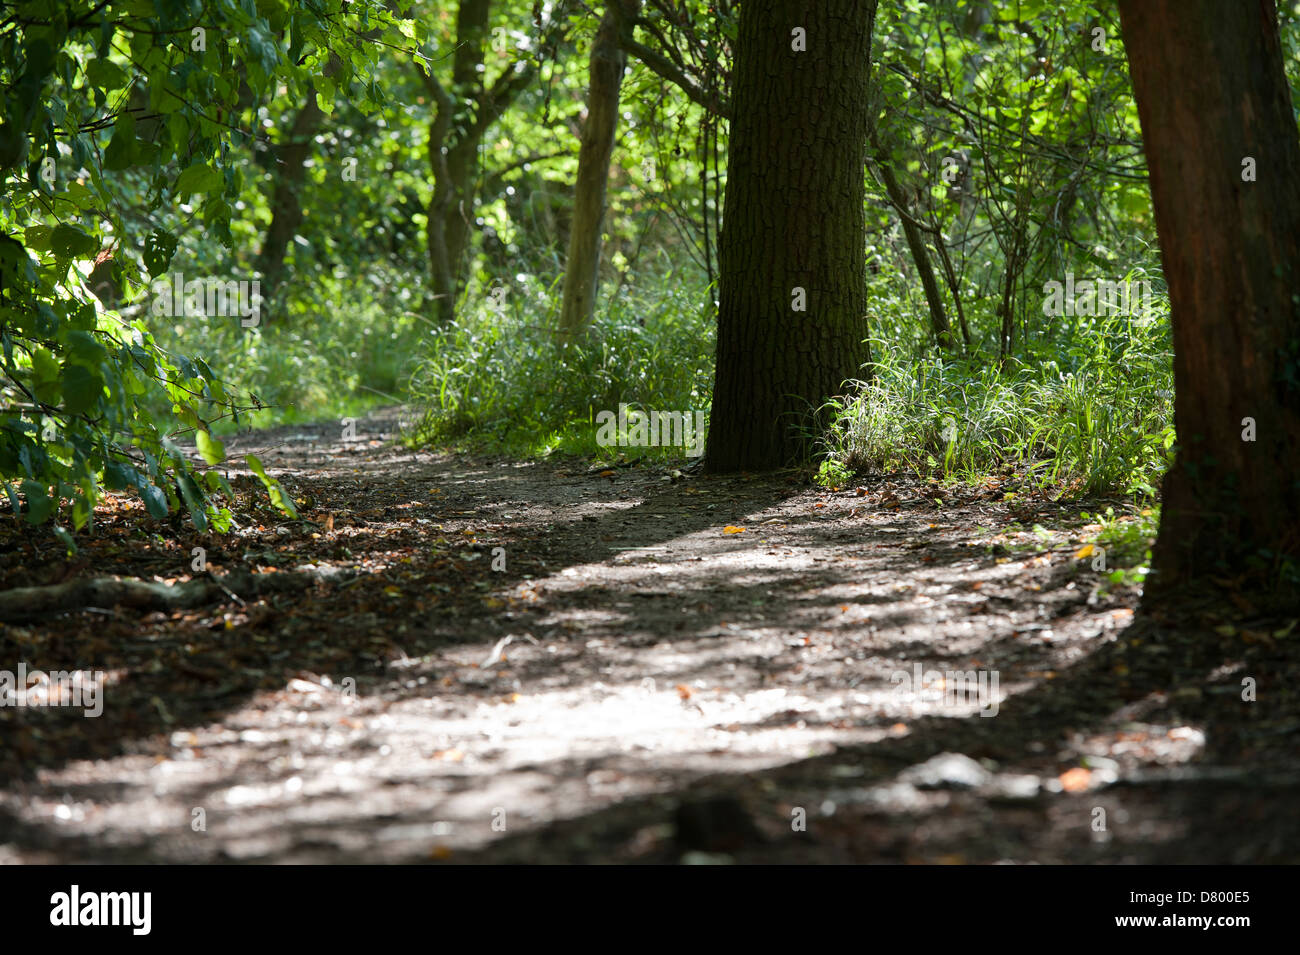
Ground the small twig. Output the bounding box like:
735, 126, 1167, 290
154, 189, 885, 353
205, 570, 246, 607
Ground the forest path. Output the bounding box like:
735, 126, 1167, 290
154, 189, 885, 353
1, 407, 1296, 863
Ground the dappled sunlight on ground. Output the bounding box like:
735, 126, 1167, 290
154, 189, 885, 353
1, 409, 1296, 863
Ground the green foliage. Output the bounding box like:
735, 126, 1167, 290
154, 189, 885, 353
0, 0, 416, 535
827, 307, 1175, 499
7, 0, 1296, 547
815, 459, 853, 489
409, 268, 713, 460
1079, 505, 1158, 588
245, 453, 296, 520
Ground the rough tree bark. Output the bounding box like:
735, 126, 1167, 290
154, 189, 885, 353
1119, 0, 1300, 603
706, 0, 877, 471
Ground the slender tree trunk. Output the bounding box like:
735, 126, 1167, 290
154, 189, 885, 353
254, 55, 343, 307
254, 89, 325, 302
424, 0, 490, 323
1119, 0, 1300, 604
705, 0, 878, 472
870, 130, 952, 350
557, 1, 636, 340
426, 83, 458, 324
420, 0, 567, 323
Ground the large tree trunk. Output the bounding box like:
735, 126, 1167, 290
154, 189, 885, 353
705, 0, 877, 471
557, 1, 636, 340
1119, 0, 1300, 604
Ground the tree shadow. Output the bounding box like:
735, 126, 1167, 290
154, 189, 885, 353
8, 435, 1287, 862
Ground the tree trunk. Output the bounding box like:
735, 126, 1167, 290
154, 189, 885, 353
424, 0, 490, 323
870, 129, 953, 350
706, 0, 877, 472
254, 88, 326, 302
426, 82, 459, 324
557, 1, 636, 340
1119, 0, 1300, 603
421, 0, 567, 323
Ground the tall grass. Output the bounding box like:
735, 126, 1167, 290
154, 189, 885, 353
147, 263, 427, 433
826, 310, 1175, 499
410, 261, 1176, 503
408, 268, 715, 460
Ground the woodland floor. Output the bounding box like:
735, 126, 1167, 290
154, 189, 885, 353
1, 407, 1297, 864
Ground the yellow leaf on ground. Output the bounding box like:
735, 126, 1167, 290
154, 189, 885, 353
723, 525, 746, 535
1074, 544, 1095, 559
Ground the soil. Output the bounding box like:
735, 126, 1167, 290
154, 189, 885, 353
1, 407, 1297, 864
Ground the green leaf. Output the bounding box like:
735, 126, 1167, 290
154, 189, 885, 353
24, 224, 52, 252
103, 459, 133, 491
246, 453, 297, 518
103, 110, 137, 170
174, 162, 222, 196
143, 229, 177, 276
51, 223, 98, 259
20, 480, 55, 524
195, 429, 225, 465
177, 473, 207, 532
60, 363, 103, 414
84, 56, 128, 92
141, 482, 168, 518
30, 346, 60, 403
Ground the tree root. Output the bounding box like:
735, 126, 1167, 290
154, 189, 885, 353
0, 564, 361, 623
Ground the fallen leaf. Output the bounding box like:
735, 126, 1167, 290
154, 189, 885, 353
723, 525, 746, 535
1059, 767, 1092, 792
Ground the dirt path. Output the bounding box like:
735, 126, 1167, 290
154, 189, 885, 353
1, 408, 1297, 863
